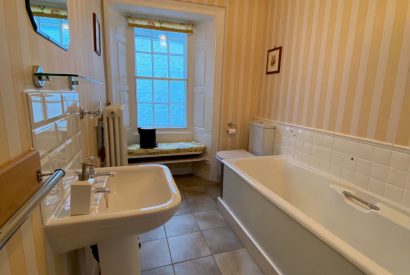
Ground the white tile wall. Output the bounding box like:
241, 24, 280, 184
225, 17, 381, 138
25, 90, 87, 226
26, 90, 83, 222
273, 122, 410, 209
26, 90, 82, 172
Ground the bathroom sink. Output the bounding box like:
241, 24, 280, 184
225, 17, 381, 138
44, 165, 181, 254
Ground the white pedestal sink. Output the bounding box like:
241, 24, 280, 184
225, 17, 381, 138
44, 165, 181, 275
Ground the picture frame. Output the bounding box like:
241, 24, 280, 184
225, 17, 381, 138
266, 46, 282, 74
93, 13, 101, 56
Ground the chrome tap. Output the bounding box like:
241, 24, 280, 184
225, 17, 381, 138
94, 187, 111, 208
89, 170, 115, 179
77, 158, 115, 181
77, 162, 93, 181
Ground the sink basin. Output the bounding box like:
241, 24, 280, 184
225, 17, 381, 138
44, 164, 181, 274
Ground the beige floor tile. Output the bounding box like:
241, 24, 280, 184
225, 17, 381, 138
175, 175, 219, 197
171, 175, 202, 190
168, 232, 211, 263
214, 248, 263, 275
142, 265, 174, 275
181, 185, 207, 196
187, 195, 218, 212
174, 174, 199, 183
174, 256, 221, 275
165, 214, 199, 237
202, 226, 243, 254
205, 184, 221, 198
140, 225, 166, 243
140, 239, 172, 271
174, 200, 192, 216
194, 210, 227, 230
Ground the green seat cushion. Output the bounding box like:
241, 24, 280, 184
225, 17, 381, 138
128, 141, 207, 157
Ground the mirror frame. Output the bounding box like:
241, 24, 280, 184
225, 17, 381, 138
24, 0, 69, 51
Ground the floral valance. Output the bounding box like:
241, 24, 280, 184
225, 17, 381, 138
127, 17, 193, 34
31, 5, 68, 19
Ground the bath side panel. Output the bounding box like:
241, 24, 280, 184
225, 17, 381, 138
223, 167, 364, 275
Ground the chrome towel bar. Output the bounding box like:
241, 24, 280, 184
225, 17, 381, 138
0, 169, 65, 249
342, 191, 380, 211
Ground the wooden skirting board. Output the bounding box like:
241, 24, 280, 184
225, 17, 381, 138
0, 151, 41, 228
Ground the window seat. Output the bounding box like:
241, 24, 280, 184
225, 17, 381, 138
128, 141, 207, 162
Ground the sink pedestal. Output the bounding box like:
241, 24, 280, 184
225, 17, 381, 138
98, 235, 140, 275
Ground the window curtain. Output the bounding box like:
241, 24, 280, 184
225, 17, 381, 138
127, 17, 193, 34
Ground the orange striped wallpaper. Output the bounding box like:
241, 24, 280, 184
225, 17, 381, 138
176, 0, 269, 150
0, 0, 270, 273
258, 0, 410, 147
2, 0, 407, 273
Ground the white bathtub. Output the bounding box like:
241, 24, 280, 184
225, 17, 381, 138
220, 156, 410, 275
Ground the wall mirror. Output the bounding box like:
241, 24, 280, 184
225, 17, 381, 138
25, 0, 70, 50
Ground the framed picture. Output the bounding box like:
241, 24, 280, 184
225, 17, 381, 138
266, 46, 282, 74
93, 13, 101, 56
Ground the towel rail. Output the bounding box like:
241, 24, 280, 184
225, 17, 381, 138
0, 169, 65, 249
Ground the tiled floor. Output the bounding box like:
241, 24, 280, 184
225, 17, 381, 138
139, 175, 264, 275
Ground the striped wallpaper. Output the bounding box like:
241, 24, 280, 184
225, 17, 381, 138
258, 0, 410, 147
176, 0, 269, 150
2, 0, 408, 273
0, 0, 105, 273
0, 0, 268, 273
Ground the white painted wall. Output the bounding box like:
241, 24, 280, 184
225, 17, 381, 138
192, 19, 215, 150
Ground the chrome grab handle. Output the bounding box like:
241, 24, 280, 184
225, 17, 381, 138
0, 169, 65, 249
342, 191, 380, 211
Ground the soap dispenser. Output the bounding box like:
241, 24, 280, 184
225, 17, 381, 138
70, 163, 92, 215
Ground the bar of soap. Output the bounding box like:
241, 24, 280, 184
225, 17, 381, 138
70, 181, 91, 216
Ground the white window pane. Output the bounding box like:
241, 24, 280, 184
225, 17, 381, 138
153, 54, 168, 78
46, 103, 62, 119
170, 81, 186, 103
138, 104, 153, 127
152, 30, 166, 39
32, 101, 44, 123
154, 80, 168, 103
45, 93, 62, 119
169, 40, 184, 55
168, 32, 186, 40
135, 37, 151, 52
136, 79, 152, 103
154, 104, 169, 126
153, 39, 168, 53
62, 20, 69, 47
170, 104, 186, 127
135, 28, 151, 37
134, 28, 188, 129
136, 53, 152, 77
153, 32, 168, 53
170, 55, 185, 78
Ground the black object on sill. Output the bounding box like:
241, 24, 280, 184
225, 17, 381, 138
138, 128, 157, 149
90, 244, 99, 263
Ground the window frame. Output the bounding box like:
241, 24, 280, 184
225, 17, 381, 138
134, 28, 190, 130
